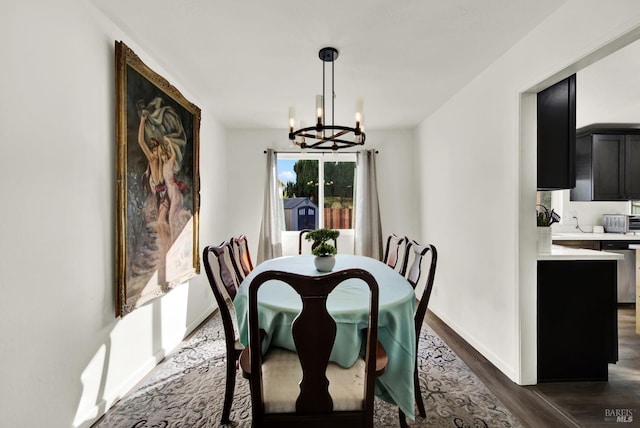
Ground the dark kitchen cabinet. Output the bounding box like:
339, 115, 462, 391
626, 133, 640, 198
537, 260, 618, 381
537, 74, 576, 190
570, 124, 640, 201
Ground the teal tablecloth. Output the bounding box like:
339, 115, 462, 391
234, 254, 416, 419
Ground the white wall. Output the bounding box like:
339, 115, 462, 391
417, 0, 640, 384
553, 190, 630, 232
224, 128, 419, 259
0, 1, 227, 426
576, 38, 640, 129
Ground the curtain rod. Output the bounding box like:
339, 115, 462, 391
263, 150, 378, 154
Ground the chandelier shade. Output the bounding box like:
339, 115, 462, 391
288, 47, 366, 150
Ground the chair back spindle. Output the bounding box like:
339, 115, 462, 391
382, 234, 407, 270
231, 234, 254, 280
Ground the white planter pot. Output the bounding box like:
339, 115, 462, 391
314, 255, 336, 272
537, 227, 552, 254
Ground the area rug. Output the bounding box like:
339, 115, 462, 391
94, 313, 522, 427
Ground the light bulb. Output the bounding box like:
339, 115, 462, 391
289, 107, 295, 132
316, 95, 323, 126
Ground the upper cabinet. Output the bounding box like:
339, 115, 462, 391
570, 124, 640, 201
537, 74, 576, 190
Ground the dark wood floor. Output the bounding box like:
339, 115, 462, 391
426, 306, 640, 428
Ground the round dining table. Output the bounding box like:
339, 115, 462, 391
234, 254, 417, 420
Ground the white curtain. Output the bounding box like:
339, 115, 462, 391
354, 149, 383, 258
257, 149, 284, 263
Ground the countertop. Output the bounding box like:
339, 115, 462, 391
552, 232, 640, 241
537, 245, 624, 261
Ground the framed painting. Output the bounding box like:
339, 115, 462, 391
115, 41, 201, 317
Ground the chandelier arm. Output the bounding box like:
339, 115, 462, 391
328, 129, 349, 139
294, 131, 365, 146
301, 138, 364, 150
321, 125, 361, 134
318, 137, 364, 146
290, 125, 362, 141
309, 134, 350, 145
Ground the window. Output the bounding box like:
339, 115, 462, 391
277, 152, 356, 231
536, 191, 552, 211
537, 190, 566, 223
631, 201, 640, 214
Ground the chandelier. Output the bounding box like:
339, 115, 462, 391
288, 47, 366, 150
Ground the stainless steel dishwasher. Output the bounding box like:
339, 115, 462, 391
601, 240, 638, 303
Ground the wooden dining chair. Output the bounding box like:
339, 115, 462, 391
202, 243, 245, 425
398, 240, 438, 427
298, 229, 313, 254
230, 234, 254, 280
382, 234, 407, 271
239, 268, 387, 428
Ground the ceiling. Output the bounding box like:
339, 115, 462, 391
93, 0, 567, 130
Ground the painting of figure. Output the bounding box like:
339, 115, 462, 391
115, 41, 201, 317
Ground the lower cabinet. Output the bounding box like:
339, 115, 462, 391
537, 260, 618, 381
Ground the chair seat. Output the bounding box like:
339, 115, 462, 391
261, 347, 366, 414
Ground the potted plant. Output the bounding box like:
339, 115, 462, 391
305, 228, 339, 272
536, 205, 560, 253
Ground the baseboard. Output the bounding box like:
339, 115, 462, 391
74, 349, 168, 428
74, 305, 217, 428
185, 305, 219, 340
427, 307, 516, 381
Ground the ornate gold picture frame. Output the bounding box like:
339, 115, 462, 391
115, 41, 201, 317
